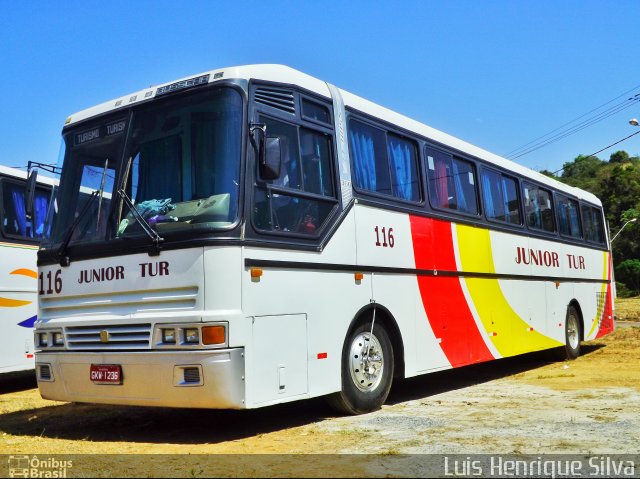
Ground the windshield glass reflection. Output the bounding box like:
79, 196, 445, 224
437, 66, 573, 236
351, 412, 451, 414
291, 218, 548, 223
43, 86, 243, 250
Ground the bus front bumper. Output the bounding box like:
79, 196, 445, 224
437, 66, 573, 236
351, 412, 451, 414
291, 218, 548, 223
35, 348, 246, 409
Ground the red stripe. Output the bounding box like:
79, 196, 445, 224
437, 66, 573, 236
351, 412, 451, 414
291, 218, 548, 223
410, 216, 494, 366
596, 257, 614, 338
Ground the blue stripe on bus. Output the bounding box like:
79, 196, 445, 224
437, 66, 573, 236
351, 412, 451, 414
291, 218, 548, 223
18, 315, 37, 328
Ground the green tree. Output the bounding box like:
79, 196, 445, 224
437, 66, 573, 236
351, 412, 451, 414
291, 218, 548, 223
550, 151, 640, 292
615, 259, 640, 295
560, 155, 603, 192
540, 169, 559, 179
609, 150, 630, 163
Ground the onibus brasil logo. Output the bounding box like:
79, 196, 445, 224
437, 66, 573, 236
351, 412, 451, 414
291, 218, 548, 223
8, 456, 73, 478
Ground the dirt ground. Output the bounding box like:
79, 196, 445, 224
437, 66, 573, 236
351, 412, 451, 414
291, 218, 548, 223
1, 326, 639, 476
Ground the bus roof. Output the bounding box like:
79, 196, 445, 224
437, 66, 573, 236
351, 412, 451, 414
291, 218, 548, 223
64, 64, 601, 206
0, 164, 57, 187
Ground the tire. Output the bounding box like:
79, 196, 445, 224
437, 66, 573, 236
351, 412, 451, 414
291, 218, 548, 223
327, 321, 394, 415
562, 305, 582, 360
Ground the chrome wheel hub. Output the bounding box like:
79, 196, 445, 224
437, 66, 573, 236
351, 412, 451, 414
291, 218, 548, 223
349, 332, 384, 392
567, 315, 579, 350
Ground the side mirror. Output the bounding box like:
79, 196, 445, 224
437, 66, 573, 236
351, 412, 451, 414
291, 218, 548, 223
25, 169, 38, 221
261, 136, 282, 180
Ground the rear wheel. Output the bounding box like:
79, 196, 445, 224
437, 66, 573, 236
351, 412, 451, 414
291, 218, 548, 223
327, 321, 394, 415
563, 305, 581, 360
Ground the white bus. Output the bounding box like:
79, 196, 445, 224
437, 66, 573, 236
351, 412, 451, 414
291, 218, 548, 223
0, 165, 53, 374
34, 65, 613, 413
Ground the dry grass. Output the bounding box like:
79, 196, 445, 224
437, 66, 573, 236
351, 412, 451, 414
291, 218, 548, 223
615, 296, 640, 321
515, 327, 640, 391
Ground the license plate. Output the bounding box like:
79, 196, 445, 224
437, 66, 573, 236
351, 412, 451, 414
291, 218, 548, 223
90, 364, 122, 385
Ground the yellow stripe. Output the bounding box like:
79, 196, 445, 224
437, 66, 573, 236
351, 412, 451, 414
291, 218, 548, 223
0, 297, 32, 307
11, 268, 38, 279
456, 224, 561, 357
0, 241, 38, 250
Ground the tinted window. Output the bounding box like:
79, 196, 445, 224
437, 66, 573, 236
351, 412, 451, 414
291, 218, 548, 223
387, 134, 420, 202
556, 195, 582, 238
301, 128, 334, 197
1, 180, 50, 240
582, 205, 606, 244
253, 116, 337, 235
523, 184, 555, 233
349, 120, 421, 202
481, 169, 521, 224
302, 99, 330, 124
350, 120, 391, 196
118, 89, 243, 239
426, 148, 479, 215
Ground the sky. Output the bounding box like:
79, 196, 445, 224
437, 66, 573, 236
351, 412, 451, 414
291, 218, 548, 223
2, 0, 640, 176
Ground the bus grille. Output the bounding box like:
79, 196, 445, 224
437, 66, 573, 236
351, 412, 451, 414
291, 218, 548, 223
65, 324, 152, 350
183, 367, 201, 384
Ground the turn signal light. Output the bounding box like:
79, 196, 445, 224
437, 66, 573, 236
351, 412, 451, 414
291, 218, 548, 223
250, 268, 263, 279
202, 326, 225, 345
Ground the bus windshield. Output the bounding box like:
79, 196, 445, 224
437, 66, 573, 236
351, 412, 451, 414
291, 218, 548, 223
43, 86, 243, 250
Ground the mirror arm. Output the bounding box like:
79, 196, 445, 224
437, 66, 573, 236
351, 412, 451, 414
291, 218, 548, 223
249, 123, 266, 153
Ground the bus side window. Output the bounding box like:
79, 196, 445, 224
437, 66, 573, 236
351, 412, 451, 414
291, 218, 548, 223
524, 183, 555, 233
388, 134, 420, 202
582, 204, 605, 243
300, 129, 333, 197
557, 195, 582, 238
482, 169, 521, 224
253, 116, 337, 235
349, 120, 390, 196
426, 148, 478, 215
349, 120, 421, 202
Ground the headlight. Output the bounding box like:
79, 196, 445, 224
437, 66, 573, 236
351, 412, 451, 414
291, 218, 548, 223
154, 323, 227, 348
37, 333, 48, 348
184, 328, 200, 344
52, 332, 64, 346
162, 328, 176, 344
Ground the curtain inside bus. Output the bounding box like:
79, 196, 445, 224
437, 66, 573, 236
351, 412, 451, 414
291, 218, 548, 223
3, 183, 49, 238
435, 160, 448, 207
452, 161, 468, 211
482, 173, 496, 218
500, 179, 511, 221
569, 205, 580, 236
10, 188, 27, 236
33, 191, 48, 236
350, 123, 376, 191
388, 135, 418, 201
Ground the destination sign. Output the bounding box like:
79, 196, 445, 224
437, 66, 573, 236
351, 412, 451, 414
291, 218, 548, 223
73, 119, 127, 146
74, 127, 100, 146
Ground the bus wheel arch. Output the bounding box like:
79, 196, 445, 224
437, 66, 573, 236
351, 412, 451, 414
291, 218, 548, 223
327, 303, 404, 414
347, 303, 405, 379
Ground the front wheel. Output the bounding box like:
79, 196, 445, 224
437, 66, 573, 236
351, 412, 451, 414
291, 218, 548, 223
327, 321, 394, 415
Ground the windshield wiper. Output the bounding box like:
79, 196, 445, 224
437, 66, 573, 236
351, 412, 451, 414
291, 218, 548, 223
58, 159, 113, 266
95, 158, 109, 233
57, 190, 99, 267
117, 189, 164, 256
